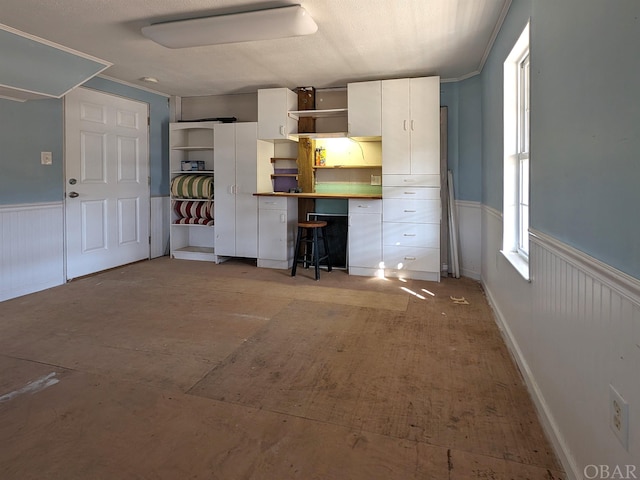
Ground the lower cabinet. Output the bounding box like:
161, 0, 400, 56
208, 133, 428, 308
382, 178, 441, 281
257, 196, 298, 269
348, 199, 382, 276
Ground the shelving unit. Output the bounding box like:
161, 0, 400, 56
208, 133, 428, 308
287, 108, 348, 120
169, 122, 218, 262
270, 157, 298, 192
312, 165, 381, 169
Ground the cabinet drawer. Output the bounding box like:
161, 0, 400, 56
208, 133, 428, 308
383, 245, 440, 272
382, 186, 440, 200
383, 199, 441, 223
258, 197, 288, 210
382, 174, 439, 187
348, 199, 382, 214
383, 222, 439, 248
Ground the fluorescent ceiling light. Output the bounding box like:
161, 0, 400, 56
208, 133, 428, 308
141, 5, 317, 49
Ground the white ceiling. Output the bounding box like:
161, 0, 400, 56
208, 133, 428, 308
1, 0, 511, 98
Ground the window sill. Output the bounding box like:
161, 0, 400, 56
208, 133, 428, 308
500, 250, 531, 282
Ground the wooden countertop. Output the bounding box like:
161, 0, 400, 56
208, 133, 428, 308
254, 192, 382, 200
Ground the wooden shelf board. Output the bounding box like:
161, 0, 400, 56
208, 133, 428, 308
288, 108, 348, 119
313, 165, 382, 169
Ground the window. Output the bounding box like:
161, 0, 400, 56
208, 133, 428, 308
502, 22, 530, 280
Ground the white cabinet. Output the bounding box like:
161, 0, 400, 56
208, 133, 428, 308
257, 196, 298, 269
214, 122, 274, 258
348, 199, 382, 276
383, 177, 441, 281
347, 80, 381, 138
382, 76, 440, 176
381, 76, 441, 281
258, 88, 298, 140
169, 122, 217, 262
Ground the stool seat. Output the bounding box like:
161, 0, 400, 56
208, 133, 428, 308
291, 220, 332, 280
298, 220, 327, 228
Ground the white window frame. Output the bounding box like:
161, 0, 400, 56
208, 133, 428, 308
502, 21, 531, 281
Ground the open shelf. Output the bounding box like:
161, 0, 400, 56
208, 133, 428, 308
288, 108, 347, 120
313, 165, 382, 169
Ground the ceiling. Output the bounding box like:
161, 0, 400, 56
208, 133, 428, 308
1, 0, 511, 98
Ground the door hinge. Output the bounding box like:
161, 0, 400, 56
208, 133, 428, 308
148, 176, 151, 186
147, 116, 150, 126
149, 236, 151, 245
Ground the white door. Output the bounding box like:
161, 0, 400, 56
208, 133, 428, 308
381, 78, 411, 175
235, 122, 259, 258
409, 77, 440, 175
213, 123, 237, 256
65, 87, 150, 279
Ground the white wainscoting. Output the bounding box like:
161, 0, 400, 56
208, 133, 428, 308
0, 203, 65, 302
481, 205, 640, 480
455, 200, 482, 280
150, 196, 170, 259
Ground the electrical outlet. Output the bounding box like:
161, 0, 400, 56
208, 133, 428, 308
610, 384, 629, 449
370, 174, 381, 186
41, 151, 52, 165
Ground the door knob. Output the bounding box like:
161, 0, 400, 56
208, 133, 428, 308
68, 192, 79, 198
69, 178, 77, 185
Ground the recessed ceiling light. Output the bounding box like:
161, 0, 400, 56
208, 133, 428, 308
140, 76, 159, 83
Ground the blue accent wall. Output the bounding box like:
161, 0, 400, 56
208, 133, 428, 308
0, 77, 169, 205
530, 0, 640, 278
0, 97, 64, 204
478, 0, 640, 278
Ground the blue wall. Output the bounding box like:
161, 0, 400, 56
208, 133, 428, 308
478, 0, 640, 278
530, 0, 640, 277
0, 77, 169, 205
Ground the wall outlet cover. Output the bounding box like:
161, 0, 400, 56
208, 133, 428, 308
609, 384, 629, 450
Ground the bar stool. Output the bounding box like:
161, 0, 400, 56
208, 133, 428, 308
291, 220, 332, 280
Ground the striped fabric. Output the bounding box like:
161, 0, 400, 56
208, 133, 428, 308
173, 201, 214, 220
170, 175, 213, 199
174, 217, 214, 226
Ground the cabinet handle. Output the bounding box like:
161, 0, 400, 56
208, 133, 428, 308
403, 233, 416, 237
403, 210, 417, 213
411, 120, 415, 131
403, 191, 416, 194
403, 120, 408, 131
280, 214, 286, 223
404, 256, 417, 261
403, 179, 414, 183
357, 205, 370, 208
265, 201, 277, 205
279, 125, 285, 137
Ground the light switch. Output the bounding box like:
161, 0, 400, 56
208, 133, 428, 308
41, 152, 52, 165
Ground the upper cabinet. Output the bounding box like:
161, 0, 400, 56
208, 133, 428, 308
258, 88, 298, 140
347, 80, 382, 139
382, 77, 440, 175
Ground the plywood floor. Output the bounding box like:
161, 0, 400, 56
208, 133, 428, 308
0, 257, 565, 479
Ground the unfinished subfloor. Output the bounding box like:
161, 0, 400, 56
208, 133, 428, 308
0, 257, 565, 479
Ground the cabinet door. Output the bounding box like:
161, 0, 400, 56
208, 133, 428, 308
235, 123, 259, 258
348, 199, 382, 270
408, 77, 440, 175
349, 213, 382, 269
382, 78, 411, 175
348, 80, 381, 138
258, 88, 297, 140
214, 124, 237, 256
258, 208, 287, 261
